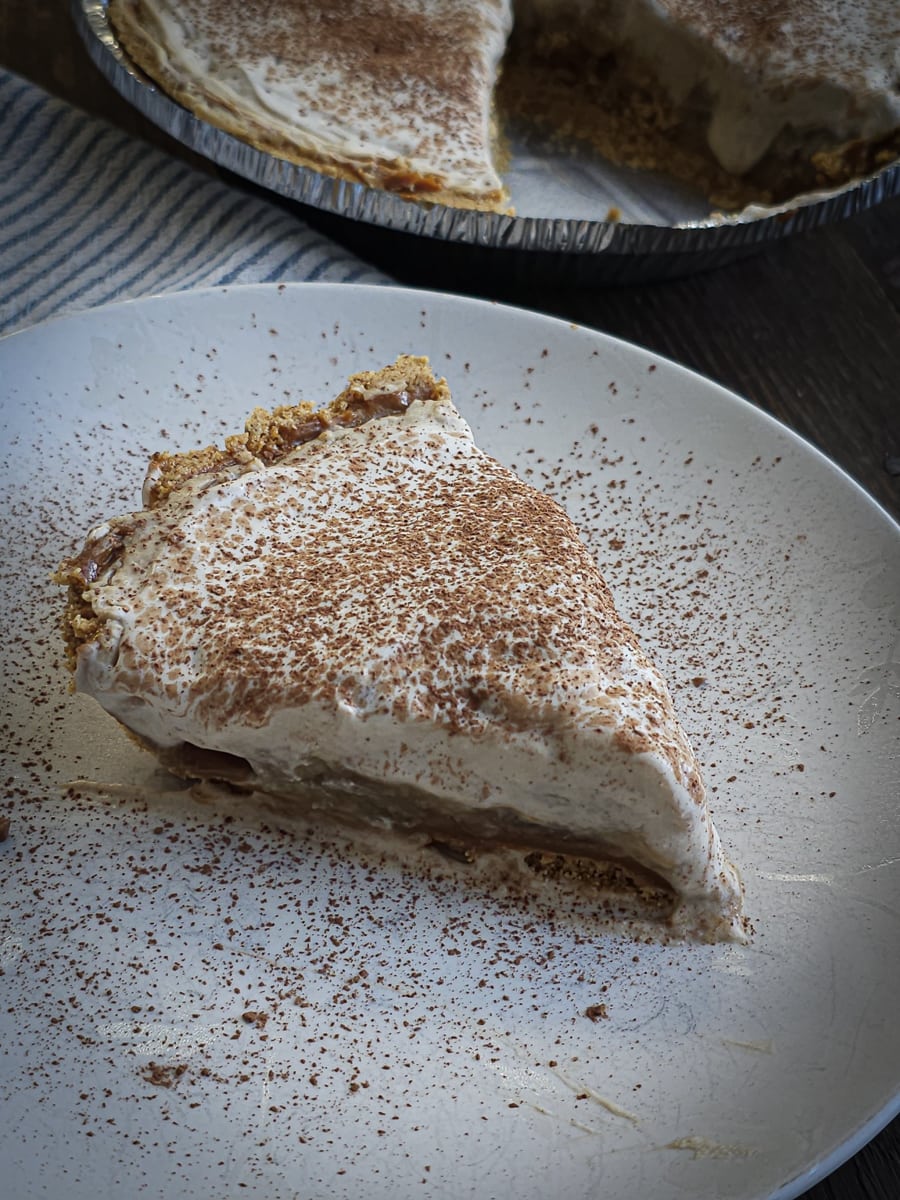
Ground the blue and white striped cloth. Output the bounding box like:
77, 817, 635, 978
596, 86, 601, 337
0, 69, 389, 336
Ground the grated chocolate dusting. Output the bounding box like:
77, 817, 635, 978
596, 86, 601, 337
662, 0, 898, 89
60, 358, 686, 767
141, 356, 447, 507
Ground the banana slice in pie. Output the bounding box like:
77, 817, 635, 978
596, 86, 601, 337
57, 356, 745, 941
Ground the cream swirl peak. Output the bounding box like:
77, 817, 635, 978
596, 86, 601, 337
57, 356, 746, 942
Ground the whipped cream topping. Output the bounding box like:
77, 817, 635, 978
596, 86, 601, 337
113, 0, 512, 200
66, 364, 744, 939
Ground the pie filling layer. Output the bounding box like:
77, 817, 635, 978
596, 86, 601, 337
159, 740, 678, 906
58, 355, 746, 942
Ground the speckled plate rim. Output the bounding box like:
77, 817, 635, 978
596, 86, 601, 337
2, 282, 900, 1200
72, 0, 900, 259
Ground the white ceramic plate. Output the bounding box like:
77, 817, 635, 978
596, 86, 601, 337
1, 284, 898, 1200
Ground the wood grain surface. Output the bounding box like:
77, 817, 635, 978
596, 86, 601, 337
2, 3, 899, 1197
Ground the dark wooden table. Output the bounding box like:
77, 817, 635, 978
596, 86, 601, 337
2, 5, 899, 1198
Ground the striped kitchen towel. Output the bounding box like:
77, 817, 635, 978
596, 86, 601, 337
0, 69, 389, 337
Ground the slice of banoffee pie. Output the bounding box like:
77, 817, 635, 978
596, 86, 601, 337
57, 355, 745, 941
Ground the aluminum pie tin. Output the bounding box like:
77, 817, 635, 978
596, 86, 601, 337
75, 0, 900, 282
